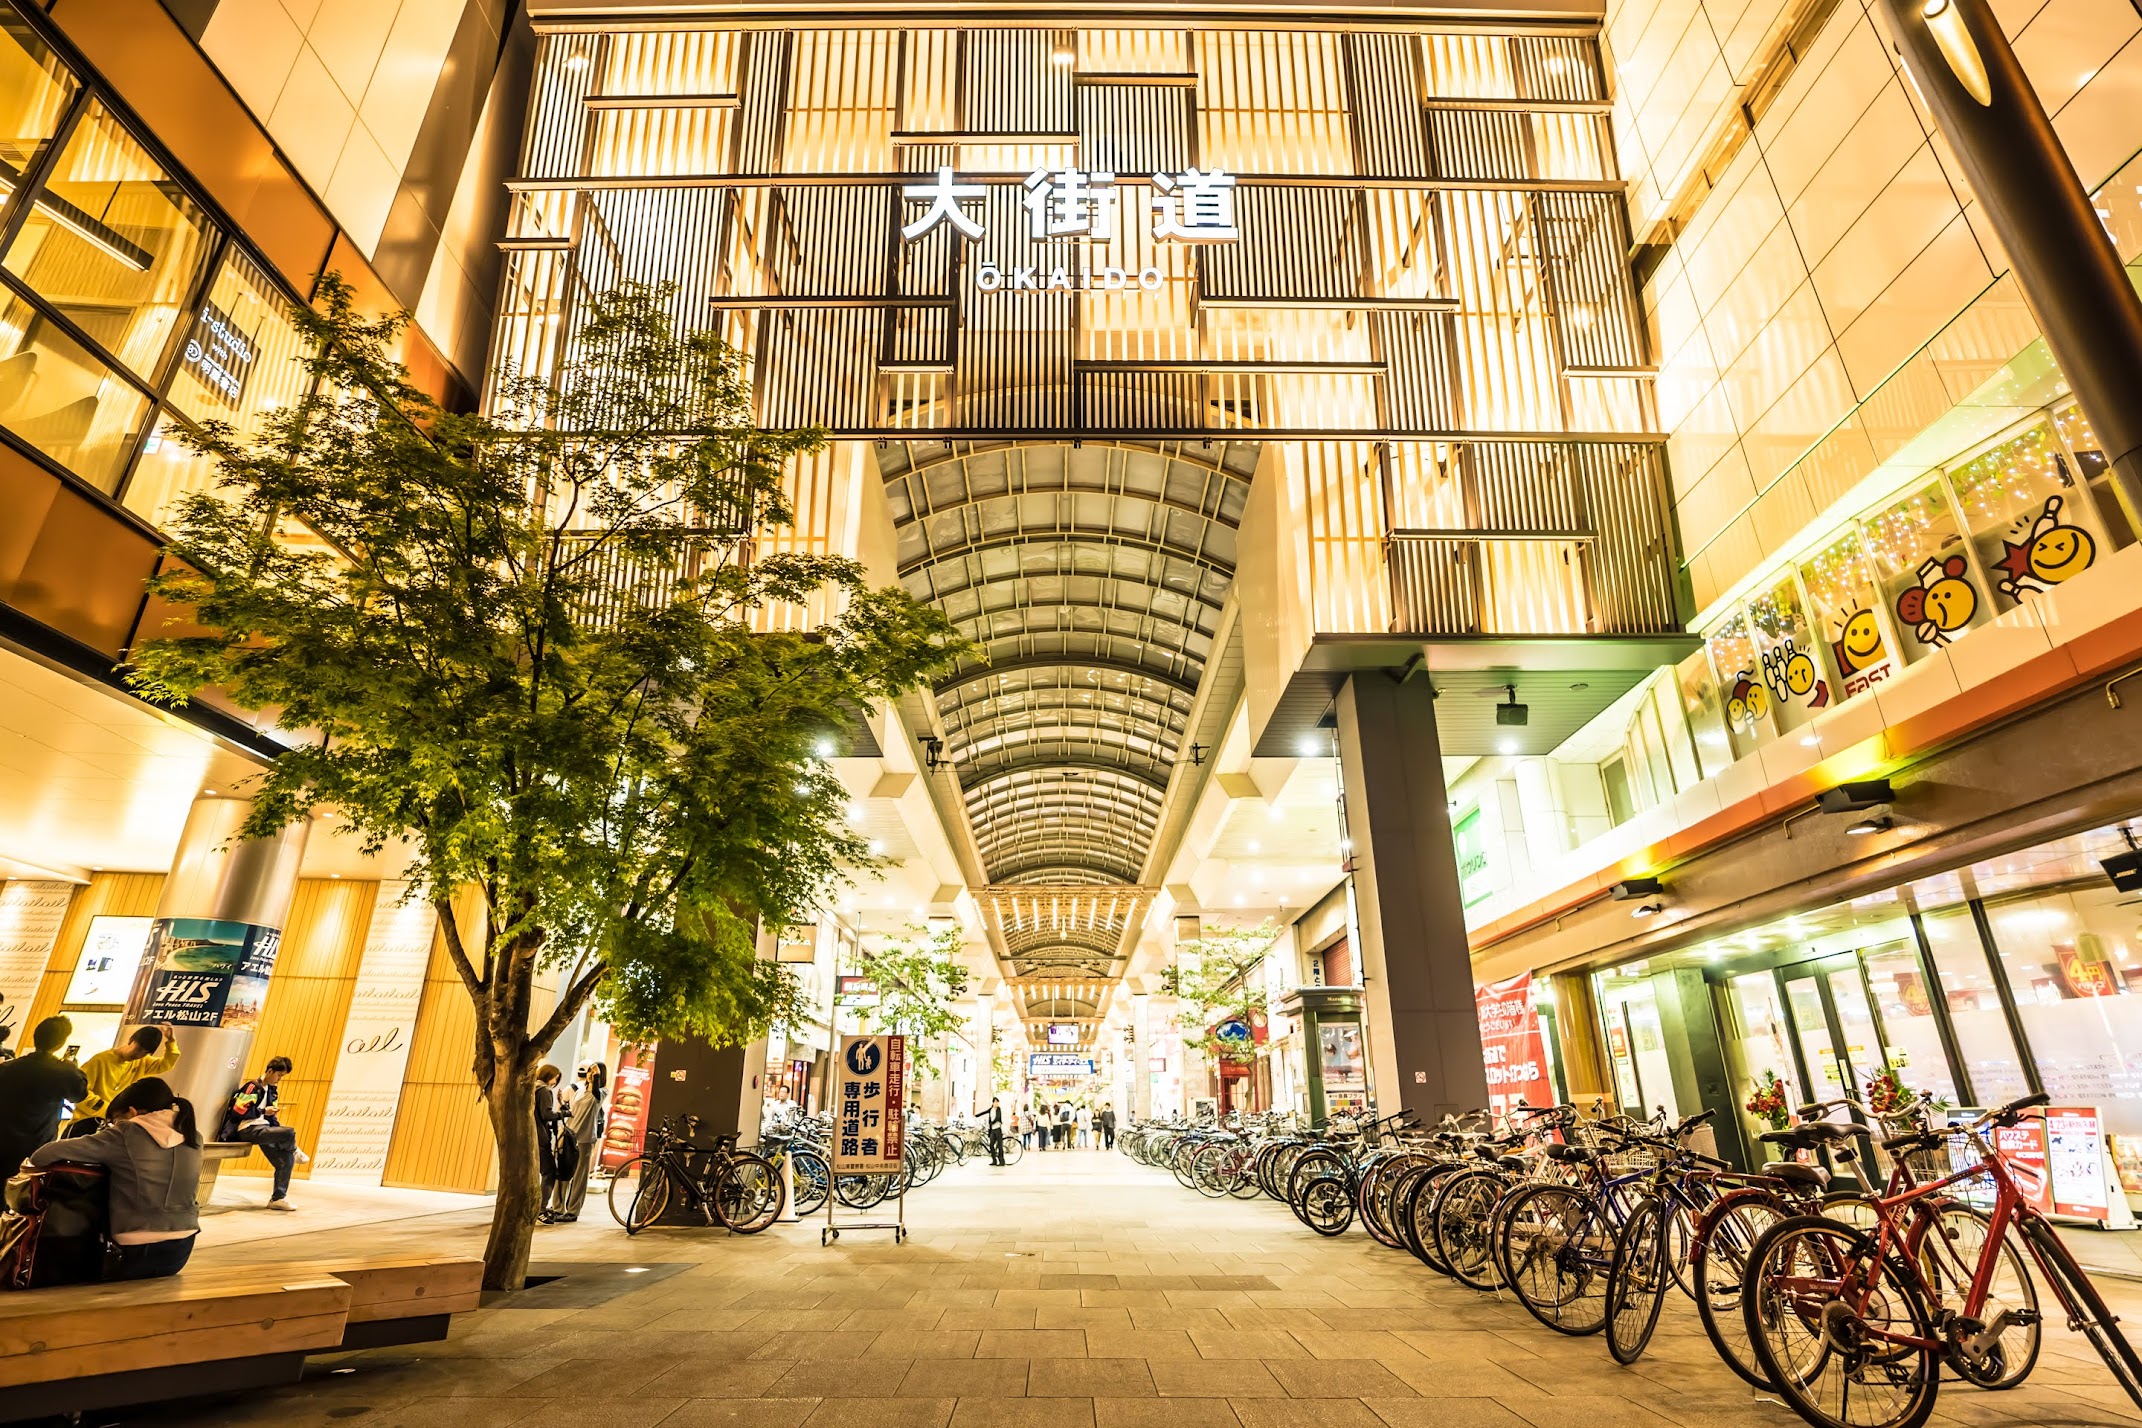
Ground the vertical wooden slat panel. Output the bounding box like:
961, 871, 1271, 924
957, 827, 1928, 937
382, 890, 494, 1194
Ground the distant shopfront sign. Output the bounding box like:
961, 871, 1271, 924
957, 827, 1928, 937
834, 1034, 905, 1174
1029, 1052, 1094, 1076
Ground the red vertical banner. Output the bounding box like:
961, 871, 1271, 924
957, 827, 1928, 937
1476, 973, 1553, 1119
600, 1043, 657, 1170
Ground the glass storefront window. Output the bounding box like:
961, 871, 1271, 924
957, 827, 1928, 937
1979, 886, 2142, 1136
1746, 577, 1831, 730
1946, 419, 2104, 613
2051, 401, 2135, 550
0, 288, 149, 489
1706, 611, 1770, 759
1861, 941, 1957, 1105
0, 15, 76, 194
163, 246, 310, 438
1860, 480, 1987, 663
1676, 648, 1733, 780
1799, 528, 1895, 700
1918, 904, 2030, 1107
1727, 971, 1800, 1117
123, 409, 218, 530
1651, 677, 1700, 791
4, 100, 217, 380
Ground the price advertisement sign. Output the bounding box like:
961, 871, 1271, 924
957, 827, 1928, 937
1994, 1118, 2053, 1215
1476, 972, 1554, 1118
833, 1034, 905, 1174
2046, 1106, 2112, 1221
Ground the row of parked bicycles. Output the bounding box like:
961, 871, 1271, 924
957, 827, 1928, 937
1125, 1090, 2142, 1428
603, 1112, 982, 1233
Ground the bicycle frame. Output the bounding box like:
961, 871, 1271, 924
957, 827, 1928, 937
1803, 1122, 2067, 1353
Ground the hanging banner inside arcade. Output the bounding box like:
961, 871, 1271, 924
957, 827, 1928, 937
1476, 973, 1553, 1119
125, 917, 283, 1029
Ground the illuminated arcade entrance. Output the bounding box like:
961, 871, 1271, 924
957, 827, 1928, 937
492, 12, 1687, 1117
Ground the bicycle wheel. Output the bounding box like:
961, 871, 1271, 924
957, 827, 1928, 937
1191, 1142, 1232, 1198
1299, 1173, 1356, 1237
606, 1154, 654, 1229
1499, 1183, 1612, 1335
1404, 1165, 1461, 1273
1743, 1215, 1939, 1428
790, 1149, 831, 1216
1003, 1134, 1025, 1166
626, 1165, 673, 1234
1917, 1204, 2038, 1389
1606, 1195, 1671, 1364
1431, 1169, 1508, 1290
713, 1151, 785, 1233
2018, 1213, 2142, 1412
1693, 1191, 1787, 1390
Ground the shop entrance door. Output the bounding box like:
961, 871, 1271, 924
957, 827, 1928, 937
1780, 955, 1891, 1183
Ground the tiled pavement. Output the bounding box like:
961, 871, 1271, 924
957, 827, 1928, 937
120, 1148, 2142, 1428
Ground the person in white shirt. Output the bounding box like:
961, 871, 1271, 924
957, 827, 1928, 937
1076, 1104, 1093, 1148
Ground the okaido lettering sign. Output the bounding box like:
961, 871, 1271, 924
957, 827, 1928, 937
902, 165, 1241, 296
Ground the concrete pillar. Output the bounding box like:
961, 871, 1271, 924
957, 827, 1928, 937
1336, 674, 1491, 1121
124, 795, 309, 1121
1875, 0, 2142, 523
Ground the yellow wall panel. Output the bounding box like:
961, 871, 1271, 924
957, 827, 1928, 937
222, 879, 377, 1181
383, 890, 496, 1193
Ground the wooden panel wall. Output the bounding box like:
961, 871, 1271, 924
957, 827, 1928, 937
222, 879, 377, 1181
383, 893, 496, 1193
24, 874, 162, 1031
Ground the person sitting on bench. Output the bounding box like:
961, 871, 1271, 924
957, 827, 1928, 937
221, 1056, 302, 1212
28, 1077, 202, 1280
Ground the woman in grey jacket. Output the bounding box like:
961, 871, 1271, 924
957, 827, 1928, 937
28, 1076, 201, 1280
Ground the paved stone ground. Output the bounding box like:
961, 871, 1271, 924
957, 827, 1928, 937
116, 1148, 2142, 1428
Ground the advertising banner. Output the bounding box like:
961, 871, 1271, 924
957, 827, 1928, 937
1029, 1052, 1094, 1076
125, 917, 282, 1029
313, 884, 435, 1179
833, 1034, 905, 1173
0, 881, 73, 1037
68, 916, 154, 1006
1476, 972, 1554, 1118
600, 1044, 658, 1171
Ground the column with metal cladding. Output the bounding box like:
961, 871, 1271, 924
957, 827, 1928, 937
1875, 0, 2142, 526
1336, 673, 1490, 1122
123, 795, 309, 1123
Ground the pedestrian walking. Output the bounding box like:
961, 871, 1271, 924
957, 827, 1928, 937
984, 1097, 1006, 1165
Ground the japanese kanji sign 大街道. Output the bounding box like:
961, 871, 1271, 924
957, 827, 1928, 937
833, 1033, 906, 1174
900, 167, 1241, 246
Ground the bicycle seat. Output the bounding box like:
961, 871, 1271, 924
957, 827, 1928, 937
1543, 1142, 1595, 1164
1496, 1154, 1527, 1173
1882, 1131, 1945, 1155
1766, 1160, 1830, 1191
1760, 1123, 1854, 1149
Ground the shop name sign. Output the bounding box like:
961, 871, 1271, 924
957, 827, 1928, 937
182, 299, 256, 407
902, 166, 1240, 295
1029, 1052, 1094, 1074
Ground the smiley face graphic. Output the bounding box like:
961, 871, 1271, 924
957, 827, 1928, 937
1834, 608, 1886, 675
1726, 670, 1768, 728
1896, 554, 1978, 647
1995, 494, 2096, 601
1784, 650, 1818, 698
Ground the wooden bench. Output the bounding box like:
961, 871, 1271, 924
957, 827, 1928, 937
195, 1141, 255, 1204
0, 1254, 483, 1422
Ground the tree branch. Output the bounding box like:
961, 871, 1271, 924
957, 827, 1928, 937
529, 961, 608, 1058
434, 894, 485, 997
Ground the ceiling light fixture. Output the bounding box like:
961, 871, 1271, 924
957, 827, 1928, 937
1846, 814, 1895, 836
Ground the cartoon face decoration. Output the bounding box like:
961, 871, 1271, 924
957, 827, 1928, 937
1726, 669, 1769, 729
1994, 495, 2095, 600
1894, 554, 1978, 648
1832, 608, 1887, 676
1759, 637, 1830, 711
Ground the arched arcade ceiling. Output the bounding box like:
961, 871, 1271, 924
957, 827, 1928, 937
888, 440, 1252, 1002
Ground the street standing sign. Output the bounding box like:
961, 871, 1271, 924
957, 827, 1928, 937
833, 1034, 906, 1175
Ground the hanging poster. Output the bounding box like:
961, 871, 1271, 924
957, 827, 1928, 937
600, 1044, 658, 1170
833, 1034, 906, 1173
313, 884, 435, 1179
1477, 973, 1554, 1118
125, 917, 281, 1029
67, 916, 155, 1006
1317, 1022, 1366, 1114
0, 881, 73, 1036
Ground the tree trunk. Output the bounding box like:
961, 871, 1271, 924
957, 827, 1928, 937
481, 1063, 541, 1291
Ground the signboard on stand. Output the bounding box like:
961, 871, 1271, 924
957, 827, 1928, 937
600, 1044, 658, 1170
2046, 1105, 2114, 1222
1476, 973, 1554, 1119
833, 1034, 905, 1174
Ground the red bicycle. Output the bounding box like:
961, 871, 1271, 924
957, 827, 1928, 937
1741, 1091, 2142, 1428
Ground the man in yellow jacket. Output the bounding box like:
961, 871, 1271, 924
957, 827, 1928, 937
75, 1024, 180, 1122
